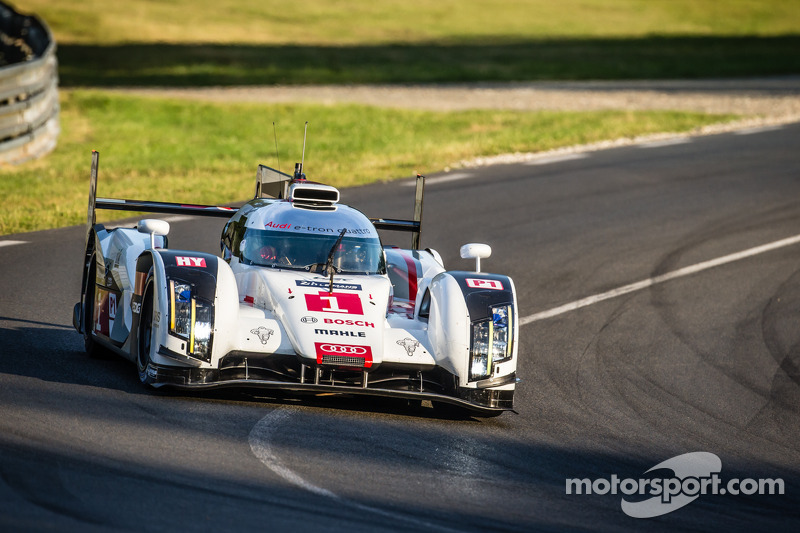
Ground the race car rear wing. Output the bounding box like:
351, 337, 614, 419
371, 173, 425, 250
87, 150, 426, 249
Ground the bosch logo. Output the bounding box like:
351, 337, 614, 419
323, 318, 375, 328
319, 344, 367, 355
300, 316, 318, 324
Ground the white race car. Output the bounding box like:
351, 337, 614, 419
73, 153, 519, 415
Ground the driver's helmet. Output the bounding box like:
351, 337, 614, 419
244, 234, 284, 265
334, 242, 369, 272
258, 244, 277, 262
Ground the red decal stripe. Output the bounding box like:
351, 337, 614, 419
400, 252, 419, 311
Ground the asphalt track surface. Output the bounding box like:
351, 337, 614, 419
2, 123, 800, 531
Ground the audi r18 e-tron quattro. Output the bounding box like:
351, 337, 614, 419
73, 152, 519, 415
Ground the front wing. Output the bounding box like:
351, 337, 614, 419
144, 354, 516, 415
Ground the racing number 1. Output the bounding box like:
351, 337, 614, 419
319, 295, 346, 313
305, 291, 364, 315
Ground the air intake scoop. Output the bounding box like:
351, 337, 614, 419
289, 182, 340, 208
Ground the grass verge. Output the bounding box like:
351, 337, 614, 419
0, 91, 738, 236
18, 0, 800, 85
24, 0, 800, 45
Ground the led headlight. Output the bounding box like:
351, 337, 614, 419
469, 304, 513, 381
491, 305, 512, 363
170, 281, 193, 337
191, 297, 213, 362
470, 320, 491, 380
169, 280, 214, 363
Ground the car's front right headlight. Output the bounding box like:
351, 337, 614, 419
469, 304, 513, 381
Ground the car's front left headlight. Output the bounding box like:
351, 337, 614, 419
169, 279, 214, 363
469, 304, 513, 381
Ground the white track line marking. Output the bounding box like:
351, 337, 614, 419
0, 240, 27, 248
105, 214, 194, 230
160, 215, 195, 223
520, 233, 800, 325
404, 172, 472, 186
524, 153, 588, 165
249, 410, 460, 533
638, 138, 691, 148
407, 153, 592, 186
735, 125, 784, 135
249, 410, 337, 498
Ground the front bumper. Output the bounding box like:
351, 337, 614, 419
145, 352, 515, 415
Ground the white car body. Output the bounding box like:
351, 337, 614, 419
74, 157, 519, 415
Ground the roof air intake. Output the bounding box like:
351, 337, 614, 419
289, 182, 340, 209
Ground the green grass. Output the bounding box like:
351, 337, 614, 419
0, 91, 738, 235
18, 0, 800, 85
0, 1, 785, 235
24, 0, 800, 44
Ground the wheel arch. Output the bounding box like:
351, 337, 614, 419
130, 249, 168, 366
131, 250, 237, 374
427, 271, 519, 389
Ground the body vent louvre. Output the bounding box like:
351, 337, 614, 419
320, 355, 367, 367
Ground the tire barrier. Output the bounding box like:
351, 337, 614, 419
0, 1, 58, 166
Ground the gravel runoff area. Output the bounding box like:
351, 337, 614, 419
109, 77, 800, 168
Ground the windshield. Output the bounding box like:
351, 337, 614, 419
240, 228, 385, 275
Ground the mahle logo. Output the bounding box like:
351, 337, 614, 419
566, 452, 784, 518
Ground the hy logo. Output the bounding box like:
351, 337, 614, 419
396, 337, 420, 357
250, 327, 274, 345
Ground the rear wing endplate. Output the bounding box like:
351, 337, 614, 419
370, 174, 425, 249
255, 164, 292, 199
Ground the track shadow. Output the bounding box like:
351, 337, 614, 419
58, 36, 800, 87
0, 397, 797, 533
0, 317, 500, 419
0, 318, 144, 393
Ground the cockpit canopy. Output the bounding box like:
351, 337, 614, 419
222, 200, 385, 275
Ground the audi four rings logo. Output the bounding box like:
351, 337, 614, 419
319, 344, 368, 355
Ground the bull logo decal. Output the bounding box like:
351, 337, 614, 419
250, 327, 274, 345
396, 337, 419, 357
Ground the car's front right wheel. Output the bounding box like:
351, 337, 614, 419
137, 277, 156, 385
83, 253, 110, 359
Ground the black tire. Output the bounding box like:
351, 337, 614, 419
137, 277, 156, 385
83, 255, 109, 359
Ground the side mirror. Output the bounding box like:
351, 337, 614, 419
460, 243, 491, 272
137, 219, 170, 249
